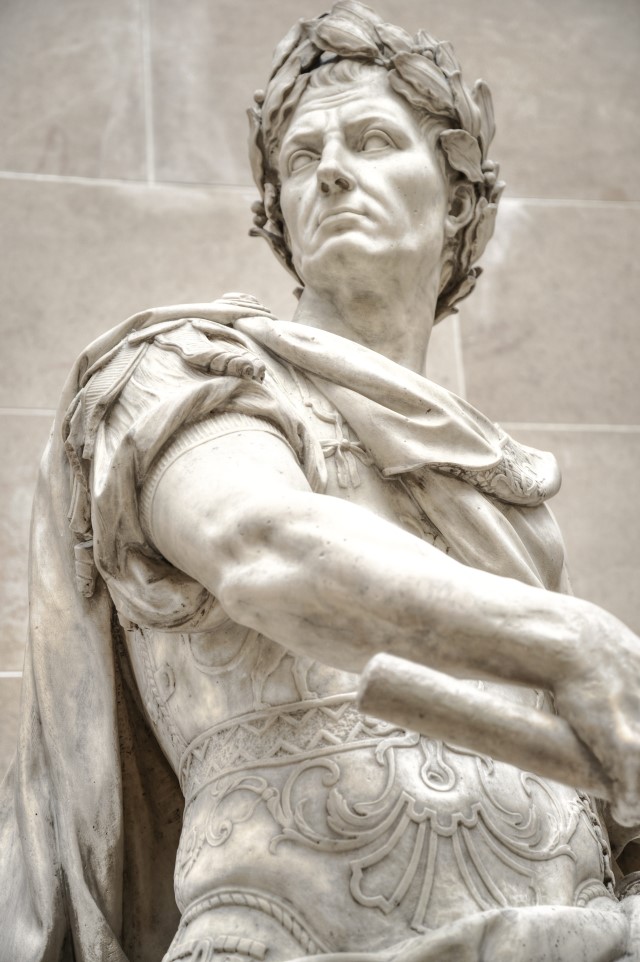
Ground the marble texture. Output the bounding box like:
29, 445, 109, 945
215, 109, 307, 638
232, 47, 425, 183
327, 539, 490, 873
32, 292, 637, 958
359, 652, 612, 798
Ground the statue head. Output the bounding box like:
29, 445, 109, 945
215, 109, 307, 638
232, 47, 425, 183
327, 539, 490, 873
248, 1, 504, 322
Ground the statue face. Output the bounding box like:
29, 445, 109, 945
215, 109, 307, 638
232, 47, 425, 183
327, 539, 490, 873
278, 71, 449, 289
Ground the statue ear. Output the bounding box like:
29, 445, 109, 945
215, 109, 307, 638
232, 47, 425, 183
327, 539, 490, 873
444, 182, 475, 238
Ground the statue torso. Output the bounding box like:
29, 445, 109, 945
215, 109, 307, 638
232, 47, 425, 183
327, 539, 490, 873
119, 363, 613, 956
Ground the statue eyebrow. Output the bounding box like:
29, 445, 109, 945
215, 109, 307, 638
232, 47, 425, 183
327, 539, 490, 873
281, 126, 323, 152
282, 110, 410, 154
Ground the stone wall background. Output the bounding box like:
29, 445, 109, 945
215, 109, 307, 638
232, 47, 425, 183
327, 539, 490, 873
1, 0, 639, 774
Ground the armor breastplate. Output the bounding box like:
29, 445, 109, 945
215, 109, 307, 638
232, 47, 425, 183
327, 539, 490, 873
125, 614, 613, 956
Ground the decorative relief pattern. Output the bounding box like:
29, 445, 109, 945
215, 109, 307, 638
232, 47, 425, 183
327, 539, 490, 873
179, 695, 391, 799
575, 790, 616, 894
132, 626, 188, 758
248, 638, 318, 709
176, 696, 601, 927
166, 935, 264, 962
168, 887, 329, 960
439, 434, 547, 505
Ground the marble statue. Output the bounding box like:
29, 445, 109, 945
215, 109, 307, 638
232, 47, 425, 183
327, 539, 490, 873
2, 3, 640, 960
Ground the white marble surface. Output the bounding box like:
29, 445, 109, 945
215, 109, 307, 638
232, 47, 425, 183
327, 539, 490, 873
0, 4, 635, 962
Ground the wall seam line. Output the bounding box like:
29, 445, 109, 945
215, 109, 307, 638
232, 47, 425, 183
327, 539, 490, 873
0, 408, 56, 417
0, 169, 639, 209
501, 422, 640, 434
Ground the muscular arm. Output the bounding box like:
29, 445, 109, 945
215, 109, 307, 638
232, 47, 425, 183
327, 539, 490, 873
146, 428, 640, 824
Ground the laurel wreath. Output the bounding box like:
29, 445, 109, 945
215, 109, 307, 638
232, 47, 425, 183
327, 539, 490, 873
247, 0, 504, 322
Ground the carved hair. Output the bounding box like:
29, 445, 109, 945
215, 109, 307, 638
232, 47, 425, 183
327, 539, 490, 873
248, 0, 504, 322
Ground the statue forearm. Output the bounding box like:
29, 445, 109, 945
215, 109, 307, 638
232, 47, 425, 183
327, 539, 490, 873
226, 496, 583, 680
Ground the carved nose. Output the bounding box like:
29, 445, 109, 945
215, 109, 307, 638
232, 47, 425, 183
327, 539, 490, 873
317, 144, 354, 194
319, 175, 352, 194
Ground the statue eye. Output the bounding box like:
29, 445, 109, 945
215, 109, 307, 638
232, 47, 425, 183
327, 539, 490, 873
361, 130, 393, 152
288, 149, 317, 173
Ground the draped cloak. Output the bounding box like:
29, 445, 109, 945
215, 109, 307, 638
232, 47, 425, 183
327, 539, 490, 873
1, 298, 637, 962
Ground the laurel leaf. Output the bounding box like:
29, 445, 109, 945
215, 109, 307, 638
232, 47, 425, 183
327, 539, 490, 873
470, 202, 499, 263
473, 79, 496, 158
436, 269, 479, 322
391, 52, 454, 115
313, 14, 381, 57
447, 70, 475, 134
434, 41, 458, 76
415, 29, 438, 52
440, 129, 484, 183
269, 20, 306, 80
247, 106, 265, 189
332, 0, 384, 23
262, 41, 316, 133
375, 21, 413, 53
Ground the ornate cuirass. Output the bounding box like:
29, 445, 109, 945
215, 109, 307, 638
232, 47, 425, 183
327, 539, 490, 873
125, 614, 614, 959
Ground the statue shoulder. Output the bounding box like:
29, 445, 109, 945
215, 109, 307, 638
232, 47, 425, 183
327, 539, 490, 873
67, 300, 274, 449
71, 291, 274, 394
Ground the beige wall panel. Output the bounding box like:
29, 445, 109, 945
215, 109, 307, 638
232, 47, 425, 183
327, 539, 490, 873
512, 428, 640, 633
0, 0, 146, 180
426, 322, 462, 395
459, 201, 640, 424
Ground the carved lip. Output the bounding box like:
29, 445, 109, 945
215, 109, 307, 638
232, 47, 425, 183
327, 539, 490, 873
317, 207, 366, 226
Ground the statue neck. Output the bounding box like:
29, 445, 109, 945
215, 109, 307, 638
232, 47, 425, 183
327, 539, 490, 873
292, 281, 436, 375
